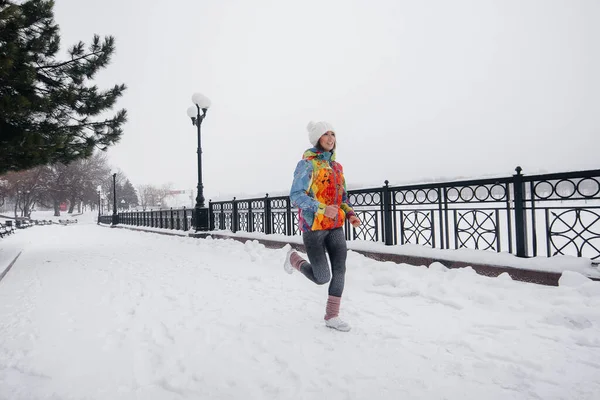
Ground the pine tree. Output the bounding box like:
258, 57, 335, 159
120, 179, 139, 209
0, 0, 127, 174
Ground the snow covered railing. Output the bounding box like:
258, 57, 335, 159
106, 167, 600, 263
207, 167, 600, 263
106, 207, 194, 232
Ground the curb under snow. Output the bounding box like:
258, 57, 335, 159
101, 223, 600, 286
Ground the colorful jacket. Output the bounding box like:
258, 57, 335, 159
290, 148, 355, 232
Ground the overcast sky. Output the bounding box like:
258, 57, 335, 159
52, 0, 599, 199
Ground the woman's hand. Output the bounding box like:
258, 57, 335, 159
324, 205, 339, 219
349, 215, 361, 228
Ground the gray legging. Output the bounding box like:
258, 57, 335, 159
300, 227, 347, 297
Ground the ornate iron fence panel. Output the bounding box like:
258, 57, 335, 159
453, 209, 500, 251
398, 209, 436, 247
524, 171, 600, 260
386, 178, 513, 253
221, 203, 233, 231
347, 188, 384, 243
236, 200, 251, 232
292, 211, 301, 236
270, 196, 292, 236
251, 199, 265, 233
444, 179, 512, 253
160, 210, 168, 229
392, 187, 440, 247
210, 202, 223, 231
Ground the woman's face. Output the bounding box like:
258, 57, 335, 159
319, 131, 336, 152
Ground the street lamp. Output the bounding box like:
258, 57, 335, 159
25, 190, 30, 218
97, 185, 101, 225
112, 173, 118, 226
187, 92, 211, 231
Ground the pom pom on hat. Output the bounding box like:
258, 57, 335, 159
307, 121, 335, 146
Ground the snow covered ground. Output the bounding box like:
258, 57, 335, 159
1, 213, 600, 399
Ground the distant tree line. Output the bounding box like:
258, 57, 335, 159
136, 184, 176, 211
0, 153, 181, 217
0, 153, 132, 217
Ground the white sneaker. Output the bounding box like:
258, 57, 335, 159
325, 317, 351, 332
283, 248, 295, 274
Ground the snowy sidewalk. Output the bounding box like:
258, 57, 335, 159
1, 223, 600, 399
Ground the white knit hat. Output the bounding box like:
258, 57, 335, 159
307, 121, 335, 147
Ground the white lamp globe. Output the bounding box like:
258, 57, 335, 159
192, 93, 211, 109
186, 106, 197, 118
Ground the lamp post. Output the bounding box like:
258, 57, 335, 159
112, 173, 118, 226
97, 185, 101, 225
16, 190, 21, 217
187, 92, 211, 231
25, 190, 30, 218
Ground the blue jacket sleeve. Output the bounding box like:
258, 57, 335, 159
289, 160, 322, 213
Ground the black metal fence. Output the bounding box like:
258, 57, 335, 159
103, 207, 194, 231
108, 167, 600, 261
98, 215, 113, 225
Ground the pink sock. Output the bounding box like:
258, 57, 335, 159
324, 295, 341, 320
290, 252, 306, 271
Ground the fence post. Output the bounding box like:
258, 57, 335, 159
219, 203, 225, 230
183, 207, 188, 231
170, 208, 174, 230
513, 166, 529, 257
286, 197, 293, 236
209, 200, 214, 231
248, 201, 254, 232
264, 194, 272, 235
383, 180, 394, 245
232, 197, 238, 233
